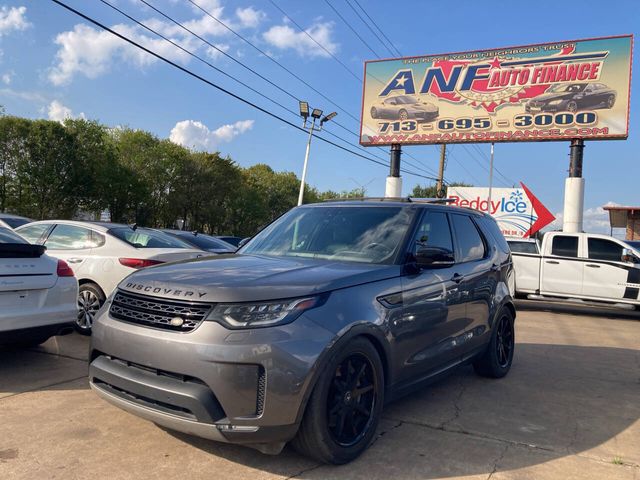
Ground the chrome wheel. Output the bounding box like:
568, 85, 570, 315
606, 95, 615, 108
77, 289, 101, 330
567, 101, 578, 113
327, 352, 378, 447
370, 107, 378, 119
495, 314, 514, 368
399, 110, 408, 121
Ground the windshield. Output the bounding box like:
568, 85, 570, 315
549, 84, 585, 93
0, 227, 27, 244
242, 206, 413, 264
109, 227, 193, 249
396, 96, 419, 104
2, 217, 31, 228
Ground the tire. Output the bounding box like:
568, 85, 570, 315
567, 101, 578, 113
370, 107, 378, 119
606, 95, 615, 108
473, 307, 515, 378
76, 282, 105, 335
292, 337, 384, 464
398, 109, 408, 121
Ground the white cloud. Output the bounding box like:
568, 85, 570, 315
235, 7, 265, 28
1, 71, 13, 85
0, 6, 31, 37
549, 202, 619, 234
48, 23, 194, 85
47, 100, 85, 122
205, 43, 229, 60
263, 21, 337, 58
170, 119, 254, 151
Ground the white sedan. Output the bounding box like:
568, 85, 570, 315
16, 221, 207, 334
0, 227, 77, 347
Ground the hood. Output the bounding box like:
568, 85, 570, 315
530, 91, 574, 103
118, 254, 401, 303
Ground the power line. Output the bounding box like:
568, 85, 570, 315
470, 143, 517, 186
51, 0, 440, 183
323, 0, 380, 59
351, 0, 402, 57
265, 0, 361, 82
343, 0, 394, 57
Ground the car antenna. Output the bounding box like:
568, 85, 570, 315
130, 223, 137, 231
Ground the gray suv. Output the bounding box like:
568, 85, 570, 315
89, 200, 516, 464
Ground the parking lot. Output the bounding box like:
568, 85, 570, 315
1, 303, 639, 480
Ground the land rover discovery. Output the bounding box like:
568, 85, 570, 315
89, 200, 516, 464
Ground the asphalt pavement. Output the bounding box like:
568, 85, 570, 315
1, 303, 639, 479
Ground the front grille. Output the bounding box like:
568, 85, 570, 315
528, 101, 543, 108
110, 290, 212, 332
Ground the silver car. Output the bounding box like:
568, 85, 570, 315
89, 200, 516, 464
370, 95, 439, 122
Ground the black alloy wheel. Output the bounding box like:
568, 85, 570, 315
327, 353, 377, 447
495, 313, 514, 368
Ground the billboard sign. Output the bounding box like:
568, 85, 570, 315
447, 183, 555, 238
360, 35, 633, 146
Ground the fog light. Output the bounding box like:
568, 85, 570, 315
216, 425, 259, 432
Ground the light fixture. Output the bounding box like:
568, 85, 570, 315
311, 108, 323, 119
299, 101, 309, 119
321, 112, 337, 124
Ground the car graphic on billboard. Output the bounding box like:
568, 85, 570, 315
525, 82, 616, 113
369, 95, 439, 122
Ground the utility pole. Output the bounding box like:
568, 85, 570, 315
562, 139, 585, 232
385, 144, 402, 198
297, 122, 315, 206
436, 144, 446, 198
487, 142, 495, 212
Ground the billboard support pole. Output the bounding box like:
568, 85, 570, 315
436, 144, 446, 198
487, 142, 495, 212
386, 144, 402, 198
563, 139, 585, 233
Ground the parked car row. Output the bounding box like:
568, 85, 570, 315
1, 215, 241, 338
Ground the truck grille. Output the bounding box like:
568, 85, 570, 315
110, 290, 212, 332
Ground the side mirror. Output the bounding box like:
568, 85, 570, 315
622, 248, 638, 263
415, 245, 455, 269
237, 237, 251, 249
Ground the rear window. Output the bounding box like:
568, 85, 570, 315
0, 227, 27, 244
477, 216, 510, 254
451, 214, 486, 262
174, 233, 235, 251
110, 227, 192, 249
508, 240, 539, 254
1, 216, 31, 229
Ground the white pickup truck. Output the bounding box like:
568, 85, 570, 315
507, 232, 640, 308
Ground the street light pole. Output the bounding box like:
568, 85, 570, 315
297, 121, 315, 206
296, 102, 337, 206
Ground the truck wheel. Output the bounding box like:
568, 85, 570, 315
76, 283, 105, 335
473, 308, 515, 378
292, 337, 384, 464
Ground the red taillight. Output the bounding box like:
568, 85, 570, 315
118, 258, 165, 269
57, 259, 75, 277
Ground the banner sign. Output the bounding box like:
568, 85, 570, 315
360, 35, 633, 146
447, 183, 555, 238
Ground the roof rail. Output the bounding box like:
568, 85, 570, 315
319, 197, 457, 204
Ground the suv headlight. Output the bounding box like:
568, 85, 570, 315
206, 296, 323, 329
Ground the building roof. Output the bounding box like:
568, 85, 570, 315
602, 205, 640, 228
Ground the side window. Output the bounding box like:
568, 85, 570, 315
588, 238, 623, 262
451, 214, 486, 262
477, 216, 509, 254
413, 211, 453, 253
16, 223, 51, 244
508, 241, 539, 254
551, 235, 579, 257
91, 231, 106, 248
45, 225, 94, 250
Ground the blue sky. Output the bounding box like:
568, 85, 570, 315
1, 0, 638, 233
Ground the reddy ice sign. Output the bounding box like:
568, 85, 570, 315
360, 35, 632, 146
447, 184, 555, 238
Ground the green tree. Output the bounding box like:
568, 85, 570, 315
410, 182, 473, 198
0, 116, 30, 213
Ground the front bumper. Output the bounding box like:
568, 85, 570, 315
89, 307, 335, 447
412, 110, 439, 122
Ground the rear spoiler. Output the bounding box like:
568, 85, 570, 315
0, 243, 47, 258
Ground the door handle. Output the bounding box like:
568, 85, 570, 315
67, 258, 83, 264
451, 273, 464, 284
586, 264, 601, 268
545, 260, 560, 265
